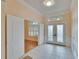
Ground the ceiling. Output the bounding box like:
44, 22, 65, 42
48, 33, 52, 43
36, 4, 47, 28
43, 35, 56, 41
23, 0, 71, 17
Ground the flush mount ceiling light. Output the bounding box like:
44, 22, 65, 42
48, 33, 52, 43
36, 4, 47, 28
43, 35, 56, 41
57, 18, 60, 20
43, 0, 55, 7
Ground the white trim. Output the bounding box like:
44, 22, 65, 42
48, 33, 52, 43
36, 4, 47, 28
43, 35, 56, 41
46, 9, 70, 17
71, 47, 78, 59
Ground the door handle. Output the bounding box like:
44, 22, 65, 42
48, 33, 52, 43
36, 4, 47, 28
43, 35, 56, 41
53, 34, 57, 36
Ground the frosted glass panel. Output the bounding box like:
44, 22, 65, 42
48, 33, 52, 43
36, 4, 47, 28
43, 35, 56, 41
48, 25, 53, 41
57, 25, 63, 42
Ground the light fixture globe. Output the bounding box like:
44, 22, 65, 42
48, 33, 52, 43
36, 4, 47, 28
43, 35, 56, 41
43, 0, 55, 7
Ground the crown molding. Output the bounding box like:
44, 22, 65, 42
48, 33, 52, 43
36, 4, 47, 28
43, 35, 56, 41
17, 0, 43, 16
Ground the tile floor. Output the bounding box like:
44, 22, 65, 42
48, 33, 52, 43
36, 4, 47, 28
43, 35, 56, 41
21, 44, 73, 59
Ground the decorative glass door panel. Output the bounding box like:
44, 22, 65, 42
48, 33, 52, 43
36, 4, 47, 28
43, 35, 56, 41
48, 24, 65, 45
57, 25, 64, 43
48, 25, 53, 41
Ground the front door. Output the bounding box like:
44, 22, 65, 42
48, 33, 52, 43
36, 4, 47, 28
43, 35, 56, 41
48, 24, 65, 45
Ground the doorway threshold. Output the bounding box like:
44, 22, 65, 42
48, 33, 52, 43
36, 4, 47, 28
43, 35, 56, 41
46, 43, 66, 47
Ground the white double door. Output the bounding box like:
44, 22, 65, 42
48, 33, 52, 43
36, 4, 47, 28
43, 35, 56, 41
48, 24, 65, 45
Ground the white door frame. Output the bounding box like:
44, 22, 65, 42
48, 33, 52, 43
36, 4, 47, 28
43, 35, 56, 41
47, 23, 66, 46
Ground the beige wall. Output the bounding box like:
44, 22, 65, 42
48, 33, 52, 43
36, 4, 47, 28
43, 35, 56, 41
1, 1, 6, 59
71, 0, 78, 59
64, 12, 72, 47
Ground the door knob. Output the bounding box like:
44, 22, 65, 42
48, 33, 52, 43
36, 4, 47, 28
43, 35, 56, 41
53, 34, 57, 36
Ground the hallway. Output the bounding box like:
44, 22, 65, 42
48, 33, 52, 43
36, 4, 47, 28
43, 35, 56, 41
21, 44, 73, 59
1, 0, 78, 59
